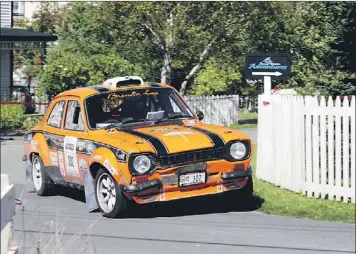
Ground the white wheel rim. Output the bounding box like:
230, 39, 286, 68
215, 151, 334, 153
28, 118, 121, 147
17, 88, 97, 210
96, 173, 117, 213
32, 158, 42, 191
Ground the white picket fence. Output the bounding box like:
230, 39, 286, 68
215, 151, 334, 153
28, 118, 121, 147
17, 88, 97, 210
256, 95, 356, 203
184, 95, 239, 126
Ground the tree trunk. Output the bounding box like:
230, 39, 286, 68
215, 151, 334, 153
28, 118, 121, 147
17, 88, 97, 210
161, 52, 172, 84
161, 7, 174, 84
179, 35, 218, 95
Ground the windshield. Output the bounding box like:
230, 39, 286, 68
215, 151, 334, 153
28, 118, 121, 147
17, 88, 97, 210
85, 87, 194, 129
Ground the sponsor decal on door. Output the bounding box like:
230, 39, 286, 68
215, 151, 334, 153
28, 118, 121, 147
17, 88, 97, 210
63, 136, 80, 176
50, 152, 58, 166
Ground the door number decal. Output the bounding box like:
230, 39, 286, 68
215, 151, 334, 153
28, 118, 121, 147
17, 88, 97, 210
64, 136, 79, 176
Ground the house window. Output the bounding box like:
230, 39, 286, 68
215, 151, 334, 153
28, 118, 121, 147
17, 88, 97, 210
13, 2, 25, 16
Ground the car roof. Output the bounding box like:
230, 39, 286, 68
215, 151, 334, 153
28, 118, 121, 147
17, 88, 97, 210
53, 82, 173, 100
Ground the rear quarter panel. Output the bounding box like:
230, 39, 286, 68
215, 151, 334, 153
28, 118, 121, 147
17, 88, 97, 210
24, 131, 51, 165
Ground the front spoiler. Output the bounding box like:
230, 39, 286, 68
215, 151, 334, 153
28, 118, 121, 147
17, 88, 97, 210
125, 166, 252, 204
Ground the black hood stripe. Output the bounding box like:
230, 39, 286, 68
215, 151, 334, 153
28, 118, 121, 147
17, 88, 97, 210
120, 129, 169, 155
186, 126, 225, 148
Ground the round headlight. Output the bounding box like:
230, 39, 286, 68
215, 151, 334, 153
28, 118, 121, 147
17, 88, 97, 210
230, 142, 246, 160
133, 155, 152, 174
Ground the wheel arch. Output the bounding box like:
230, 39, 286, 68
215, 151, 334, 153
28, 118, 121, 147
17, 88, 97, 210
28, 132, 51, 165
29, 152, 40, 162
89, 162, 104, 179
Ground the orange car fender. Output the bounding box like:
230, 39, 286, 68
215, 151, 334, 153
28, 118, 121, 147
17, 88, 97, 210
89, 147, 132, 185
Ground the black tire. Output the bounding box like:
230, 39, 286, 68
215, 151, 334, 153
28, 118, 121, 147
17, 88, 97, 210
31, 155, 54, 196
94, 168, 127, 218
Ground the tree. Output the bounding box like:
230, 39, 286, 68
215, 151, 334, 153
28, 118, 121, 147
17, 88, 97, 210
191, 58, 241, 96
36, 2, 356, 97
240, 2, 356, 96
42, 2, 252, 95
129, 2, 252, 94
30, 2, 63, 34
38, 42, 144, 99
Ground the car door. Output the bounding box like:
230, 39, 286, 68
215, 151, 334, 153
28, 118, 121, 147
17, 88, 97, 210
44, 99, 67, 180
60, 98, 91, 185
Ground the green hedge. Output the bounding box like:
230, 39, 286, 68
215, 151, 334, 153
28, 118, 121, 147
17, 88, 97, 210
0, 105, 42, 131
0, 104, 25, 130
22, 116, 42, 130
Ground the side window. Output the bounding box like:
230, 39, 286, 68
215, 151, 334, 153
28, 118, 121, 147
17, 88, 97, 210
47, 101, 65, 128
64, 100, 85, 131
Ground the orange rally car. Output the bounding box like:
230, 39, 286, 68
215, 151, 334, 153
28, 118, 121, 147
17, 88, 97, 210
23, 76, 253, 218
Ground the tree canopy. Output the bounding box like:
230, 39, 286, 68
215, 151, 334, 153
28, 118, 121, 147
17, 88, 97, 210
27, 1, 355, 98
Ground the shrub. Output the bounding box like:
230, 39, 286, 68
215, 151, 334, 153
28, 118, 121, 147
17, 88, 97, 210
0, 104, 25, 130
22, 116, 42, 131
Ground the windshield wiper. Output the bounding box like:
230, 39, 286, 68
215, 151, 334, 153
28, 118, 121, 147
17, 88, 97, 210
99, 119, 150, 129
119, 118, 151, 125
155, 113, 193, 123
101, 123, 120, 130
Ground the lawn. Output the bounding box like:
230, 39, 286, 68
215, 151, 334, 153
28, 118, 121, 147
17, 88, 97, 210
251, 144, 356, 223
230, 123, 258, 129
238, 109, 258, 119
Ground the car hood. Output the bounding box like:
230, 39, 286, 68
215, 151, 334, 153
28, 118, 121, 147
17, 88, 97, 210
102, 121, 251, 155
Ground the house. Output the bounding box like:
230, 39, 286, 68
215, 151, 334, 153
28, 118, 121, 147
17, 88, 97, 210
0, 1, 58, 101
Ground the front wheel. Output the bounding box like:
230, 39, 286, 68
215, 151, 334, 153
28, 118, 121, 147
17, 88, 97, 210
31, 155, 54, 196
94, 168, 127, 218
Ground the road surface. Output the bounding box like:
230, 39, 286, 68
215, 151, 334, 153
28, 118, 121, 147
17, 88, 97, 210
1, 130, 355, 254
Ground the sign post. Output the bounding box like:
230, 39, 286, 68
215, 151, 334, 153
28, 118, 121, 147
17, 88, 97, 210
245, 53, 291, 96
263, 76, 271, 96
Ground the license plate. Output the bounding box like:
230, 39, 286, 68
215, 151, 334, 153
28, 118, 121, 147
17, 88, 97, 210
179, 172, 206, 187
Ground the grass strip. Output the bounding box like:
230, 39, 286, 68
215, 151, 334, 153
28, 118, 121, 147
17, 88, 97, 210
230, 124, 258, 129
251, 144, 355, 223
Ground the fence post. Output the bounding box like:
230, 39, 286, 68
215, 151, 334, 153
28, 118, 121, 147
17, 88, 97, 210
1, 174, 17, 254
351, 97, 356, 203
319, 97, 327, 199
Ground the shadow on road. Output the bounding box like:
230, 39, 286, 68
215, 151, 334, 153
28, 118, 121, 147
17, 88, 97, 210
49, 186, 264, 218
54, 186, 87, 203
122, 193, 264, 219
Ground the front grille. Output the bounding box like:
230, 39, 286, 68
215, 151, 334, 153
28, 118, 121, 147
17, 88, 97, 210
157, 147, 225, 168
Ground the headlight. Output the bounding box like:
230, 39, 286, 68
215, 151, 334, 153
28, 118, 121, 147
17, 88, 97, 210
133, 155, 152, 174
230, 142, 247, 160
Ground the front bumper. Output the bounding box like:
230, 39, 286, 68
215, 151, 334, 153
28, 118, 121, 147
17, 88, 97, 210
123, 166, 252, 204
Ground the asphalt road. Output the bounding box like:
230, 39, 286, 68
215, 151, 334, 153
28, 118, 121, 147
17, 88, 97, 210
1, 129, 355, 254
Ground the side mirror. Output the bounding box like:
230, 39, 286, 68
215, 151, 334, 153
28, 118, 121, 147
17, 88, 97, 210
73, 106, 81, 124
196, 111, 204, 121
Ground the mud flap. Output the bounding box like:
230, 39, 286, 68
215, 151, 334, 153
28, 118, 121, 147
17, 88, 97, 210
25, 160, 35, 193
82, 169, 98, 212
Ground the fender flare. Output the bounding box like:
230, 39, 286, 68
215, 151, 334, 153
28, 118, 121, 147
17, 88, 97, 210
27, 132, 51, 165
89, 147, 131, 185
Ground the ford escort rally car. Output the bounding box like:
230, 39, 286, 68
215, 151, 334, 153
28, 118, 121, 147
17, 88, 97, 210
23, 76, 253, 218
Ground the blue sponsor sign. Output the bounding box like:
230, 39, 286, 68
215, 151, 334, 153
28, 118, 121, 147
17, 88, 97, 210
245, 53, 291, 80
